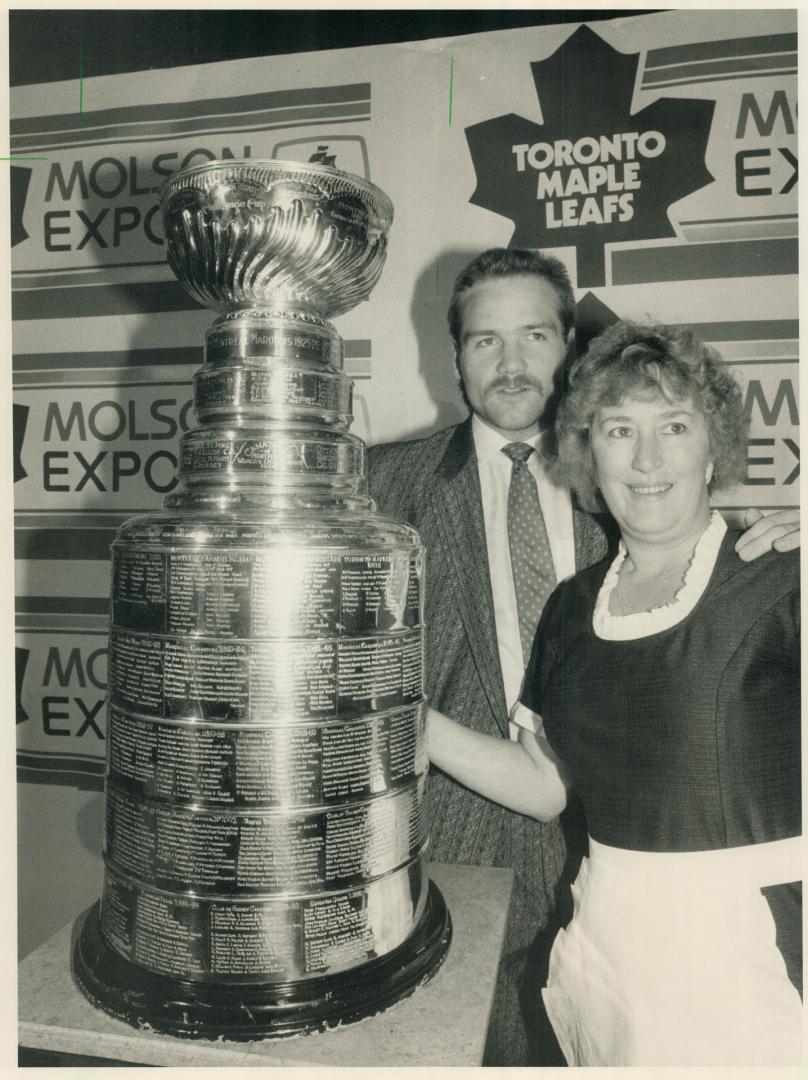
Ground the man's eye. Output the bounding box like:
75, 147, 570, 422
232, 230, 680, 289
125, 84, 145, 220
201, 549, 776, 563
664, 422, 687, 434
474, 337, 495, 348
608, 426, 633, 438
527, 331, 546, 342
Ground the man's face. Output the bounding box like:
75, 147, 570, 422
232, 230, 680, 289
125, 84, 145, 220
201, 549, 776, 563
456, 275, 569, 440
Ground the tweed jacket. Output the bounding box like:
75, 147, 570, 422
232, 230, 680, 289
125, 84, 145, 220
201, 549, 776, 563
367, 415, 611, 952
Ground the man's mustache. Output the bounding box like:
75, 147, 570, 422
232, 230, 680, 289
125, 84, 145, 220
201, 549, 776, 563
486, 375, 544, 395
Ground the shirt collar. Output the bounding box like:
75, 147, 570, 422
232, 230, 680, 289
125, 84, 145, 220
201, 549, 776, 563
471, 413, 553, 465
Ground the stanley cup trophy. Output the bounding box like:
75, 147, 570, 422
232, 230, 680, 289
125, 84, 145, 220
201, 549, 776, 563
73, 160, 451, 1040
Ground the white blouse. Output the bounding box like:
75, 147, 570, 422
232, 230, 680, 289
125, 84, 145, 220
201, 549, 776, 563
592, 511, 727, 641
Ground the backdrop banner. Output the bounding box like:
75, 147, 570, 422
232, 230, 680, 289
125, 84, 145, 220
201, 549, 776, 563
11, 8, 798, 950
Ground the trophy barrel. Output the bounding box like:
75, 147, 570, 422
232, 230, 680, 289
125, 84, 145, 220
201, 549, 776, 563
73, 161, 451, 1040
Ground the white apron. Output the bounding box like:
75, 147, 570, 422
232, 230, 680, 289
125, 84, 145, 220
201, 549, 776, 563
543, 834, 804, 1066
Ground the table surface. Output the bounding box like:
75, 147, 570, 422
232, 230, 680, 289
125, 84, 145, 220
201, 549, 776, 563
18, 862, 513, 1067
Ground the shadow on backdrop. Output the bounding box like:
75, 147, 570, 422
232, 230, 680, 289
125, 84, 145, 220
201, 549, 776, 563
405, 248, 475, 442
76, 791, 105, 858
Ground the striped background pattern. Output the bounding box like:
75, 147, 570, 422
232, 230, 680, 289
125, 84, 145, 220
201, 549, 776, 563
13, 25, 798, 787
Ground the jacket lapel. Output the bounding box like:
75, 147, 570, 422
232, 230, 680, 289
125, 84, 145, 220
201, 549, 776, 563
429, 418, 509, 735
572, 494, 613, 571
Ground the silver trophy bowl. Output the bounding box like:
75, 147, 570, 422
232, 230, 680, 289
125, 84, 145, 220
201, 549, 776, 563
161, 159, 394, 318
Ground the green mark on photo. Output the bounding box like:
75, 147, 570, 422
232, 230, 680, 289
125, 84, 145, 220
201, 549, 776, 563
79, 34, 85, 115
448, 55, 455, 126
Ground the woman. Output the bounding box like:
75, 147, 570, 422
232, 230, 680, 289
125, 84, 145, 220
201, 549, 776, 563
428, 322, 801, 1066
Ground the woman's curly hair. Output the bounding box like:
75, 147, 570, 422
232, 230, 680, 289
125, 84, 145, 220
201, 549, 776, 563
555, 321, 748, 513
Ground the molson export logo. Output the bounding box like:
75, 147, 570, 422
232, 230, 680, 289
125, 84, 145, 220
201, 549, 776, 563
14, 143, 252, 261
465, 26, 715, 287
14, 385, 194, 509
16, 629, 109, 788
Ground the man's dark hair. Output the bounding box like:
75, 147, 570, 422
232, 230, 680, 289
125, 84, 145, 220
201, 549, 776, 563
447, 247, 576, 348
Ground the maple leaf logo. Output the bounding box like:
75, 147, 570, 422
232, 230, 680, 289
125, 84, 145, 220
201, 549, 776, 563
465, 25, 716, 287
16, 647, 30, 725
13, 402, 30, 483
574, 292, 619, 356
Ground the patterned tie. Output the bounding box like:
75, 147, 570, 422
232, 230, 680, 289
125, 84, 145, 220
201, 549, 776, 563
502, 442, 557, 664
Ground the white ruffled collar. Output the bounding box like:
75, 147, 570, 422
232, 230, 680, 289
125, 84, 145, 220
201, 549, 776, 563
593, 511, 727, 641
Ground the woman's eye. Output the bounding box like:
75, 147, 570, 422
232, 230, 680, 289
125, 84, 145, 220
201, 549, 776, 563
608, 426, 633, 438
527, 331, 546, 342
664, 422, 687, 434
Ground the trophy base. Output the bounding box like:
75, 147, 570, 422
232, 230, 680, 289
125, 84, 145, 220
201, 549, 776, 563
72, 882, 452, 1041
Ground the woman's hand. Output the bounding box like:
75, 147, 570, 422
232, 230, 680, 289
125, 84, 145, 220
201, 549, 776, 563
426, 705, 568, 821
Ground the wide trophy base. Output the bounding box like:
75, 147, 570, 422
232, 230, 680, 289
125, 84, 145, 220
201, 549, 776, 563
72, 882, 452, 1042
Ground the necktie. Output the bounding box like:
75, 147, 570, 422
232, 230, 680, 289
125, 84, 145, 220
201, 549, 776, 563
502, 442, 557, 664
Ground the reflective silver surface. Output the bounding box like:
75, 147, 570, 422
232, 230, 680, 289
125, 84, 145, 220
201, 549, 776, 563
99, 858, 430, 982
161, 160, 393, 318
94, 161, 438, 984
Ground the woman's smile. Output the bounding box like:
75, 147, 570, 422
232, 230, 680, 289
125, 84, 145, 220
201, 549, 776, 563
591, 393, 712, 545
627, 482, 673, 495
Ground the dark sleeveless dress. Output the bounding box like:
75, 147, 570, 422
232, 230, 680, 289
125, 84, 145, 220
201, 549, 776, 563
520, 524, 801, 1065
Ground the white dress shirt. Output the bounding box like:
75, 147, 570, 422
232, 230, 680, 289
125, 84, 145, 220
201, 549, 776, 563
472, 414, 576, 735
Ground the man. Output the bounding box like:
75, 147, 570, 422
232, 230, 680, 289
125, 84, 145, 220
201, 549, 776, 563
366, 248, 798, 1065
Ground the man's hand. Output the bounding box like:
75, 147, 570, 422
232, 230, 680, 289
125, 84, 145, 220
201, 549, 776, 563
735, 507, 800, 562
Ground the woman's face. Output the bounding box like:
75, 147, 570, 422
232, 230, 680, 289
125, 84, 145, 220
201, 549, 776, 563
590, 391, 713, 546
